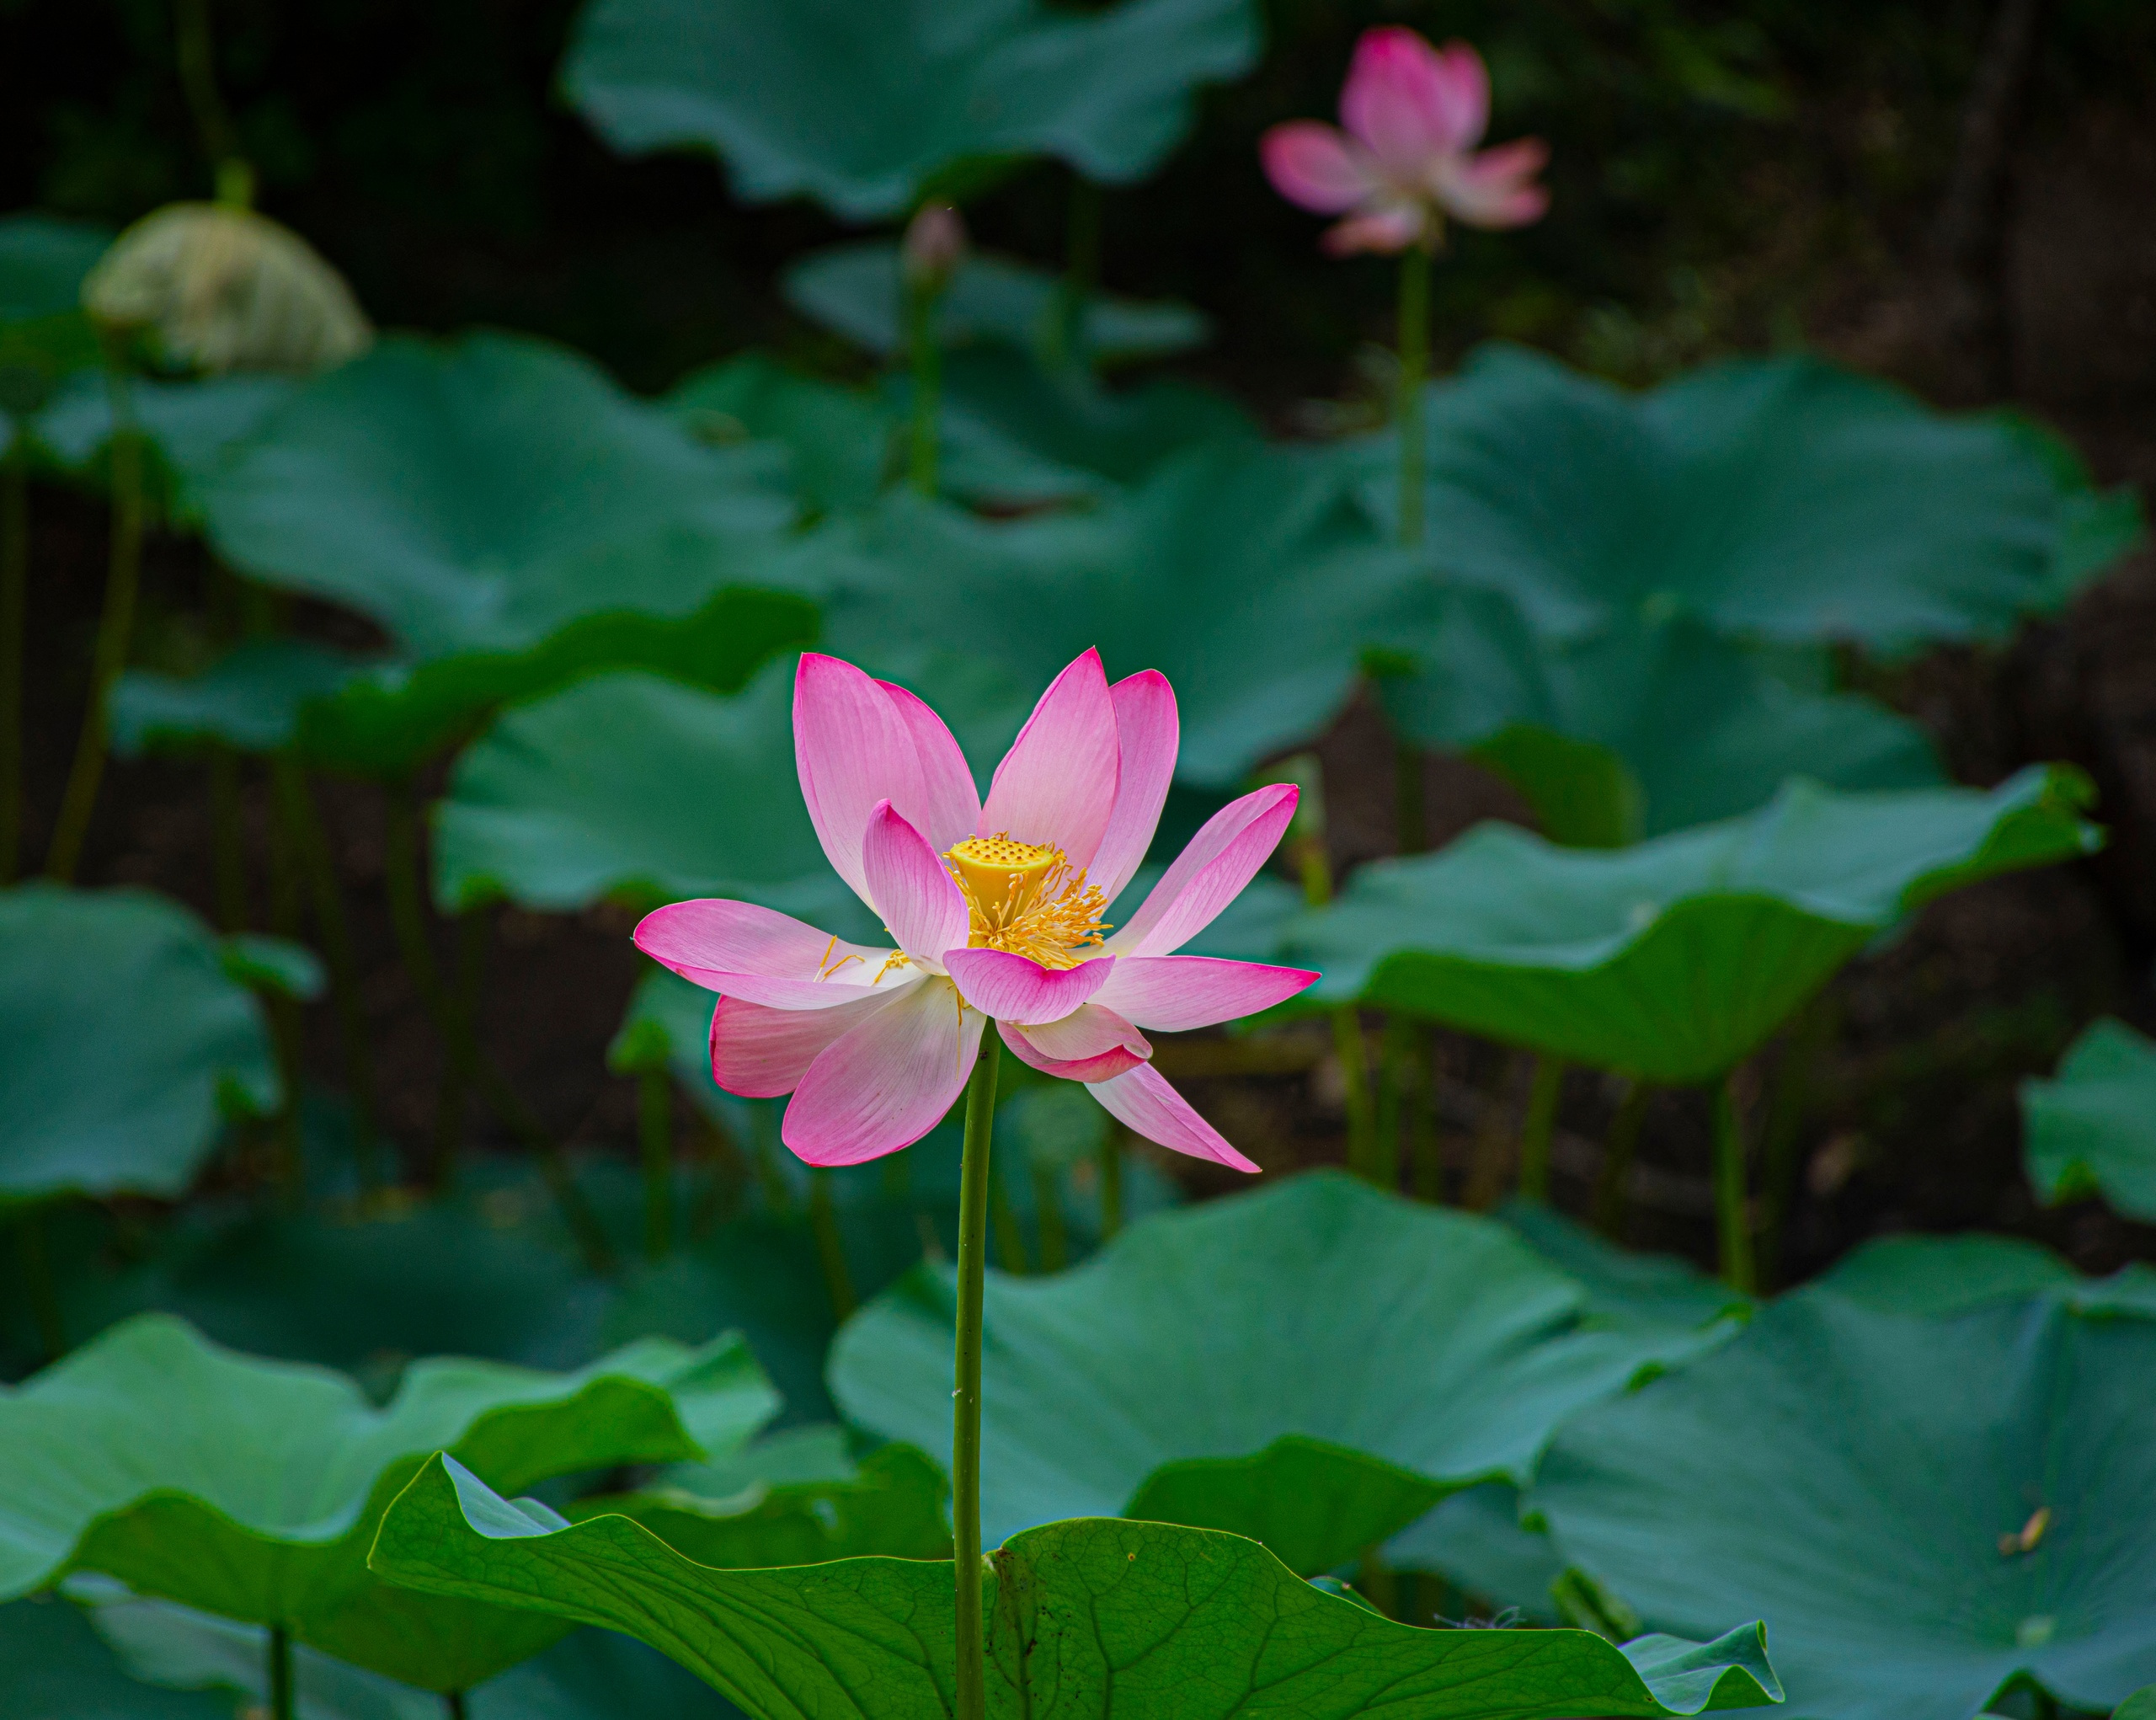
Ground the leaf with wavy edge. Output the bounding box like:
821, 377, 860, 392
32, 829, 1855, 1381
2021, 1017, 2156, 1223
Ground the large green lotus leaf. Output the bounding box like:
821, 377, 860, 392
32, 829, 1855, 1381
783, 241, 1209, 363
1383, 595, 1942, 840
374, 1452, 1784, 1718
796, 445, 1418, 788
1530, 1291, 2156, 1720
0, 214, 110, 433
2020, 1018, 2156, 1222
431, 661, 864, 928
1384, 1483, 1568, 1621
0, 884, 280, 1203
669, 351, 894, 515
1358, 345, 2102, 653
565, 0, 1257, 221
2120, 1688, 2156, 1720
35, 368, 298, 524
1278, 766, 2098, 1083
109, 638, 366, 757
1806, 1230, 2156, 1321
0, 1313, 778, 1691
0, 1593, 233, 1720
1499, 1200, 1751, 1331
830, 1172, 1718, 1560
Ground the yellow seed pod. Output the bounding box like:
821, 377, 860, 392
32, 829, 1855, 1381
82, 202, 372, 375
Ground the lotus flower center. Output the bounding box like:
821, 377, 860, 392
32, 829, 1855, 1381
945, 834, 1109, 970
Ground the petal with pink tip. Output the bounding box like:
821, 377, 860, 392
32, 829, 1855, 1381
1259, 121, 1380, 214
711, 989, 901, 1098
1427, 40, 1493, 152
794, 653, 927, 908
1086, 1062, 1259, 1173
878, 678, 980, 852
1000, 1005, 1150, 1082
782, 978, 981, 1166
944, 948, 1113, 1024
1091, 956, 1318, 1033
634, 898, 900, 1010
1433, 138, 1550, 230
1105, 783, 1299, 958
1090, 670, 1178, 910
862, 801, 969, 966
1341, 26, 1456, 179
979, 649, 1119, 869
1321, 205, 1429, 256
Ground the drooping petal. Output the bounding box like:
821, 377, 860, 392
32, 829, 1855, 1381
1341, 26, 1460, 179
711, 989, 900, 1098
1104, 783, 1299, 958
1426, 40, 1493, 153
1000, 1005, 1150, 1082
878, 678, 980, 852
944, 948, 1113, 1024
634, 898, 900, 1010
794, 653, 928, 908
1086, 1063, 1259, 1173
1322, 205, 1428, 256
979, 649, 1119, 869
861, 800, 969, 968
1432, 137, 1550, 230
1259, 121, 1381, 215
1091, 955, 1318, 1033
1090, 670, 1178, 911
782, 977, 981, 1167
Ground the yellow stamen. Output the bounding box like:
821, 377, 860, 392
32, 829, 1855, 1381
946, 832, 1108, 970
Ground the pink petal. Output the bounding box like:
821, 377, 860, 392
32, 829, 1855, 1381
782, 978, 981, 1167
1341, 27, 1465, 179
1086, 1063, 1259, 1174
1322, 206, 1428, 256
979, 649, 1120, 870
1089, 670, 1178, 910
1433, 137, 1550, 229
1000, 1005, 1150, 1082
1259, 121, 1381, 215
878, 678, 980, 853
794, 654, 928, 908
861, 800, 969, 967
1091, 956, 1318, 1033
1427, 41, 1493, 153
633, 898, 899, 1010
711, 990, 899, 1098
943, 948, 1114, 1024
1104, 783, 1299, 959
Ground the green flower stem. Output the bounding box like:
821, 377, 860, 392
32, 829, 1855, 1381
1592, 1078, 1653, 1240
1374, 1013, 1415, 1191
1, 439, 27, 884
1396, 238, 1433, 548
1712, 1073, 1757, 1294
1464, 1051, 1525, 1210
905, 280, 942, 496
638, 1069, 674, 1261
953, 1030, 1002, 1720
1393, 734, 1426, 857
46, 393, 145, 884
1332, 1007, 1376, 1179
445, 1695, 467, 1720
267, 1623, 293, 1720
264, 761, 307, 1199
808, 1168, 855, 1320
1516, 1055, 1566, 1203
1031, 1157, 1069, 1273
1757, 995, 1838, 1290
1097, 1126, 1123, 1239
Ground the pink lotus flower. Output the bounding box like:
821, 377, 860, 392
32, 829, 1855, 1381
635, 651, 1317, 1172
1261, 28, 1548, 255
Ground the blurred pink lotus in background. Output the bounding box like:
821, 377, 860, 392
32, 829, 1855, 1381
1262, 27, 1548, 254
636, 650, 1315, 1172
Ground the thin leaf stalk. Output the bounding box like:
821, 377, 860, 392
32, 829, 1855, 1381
1592, 1078, 1653, 1240
808, 1167, 855, 1321
1, 441, 27, 883
433, 908, 489, 1183
1517, 1055, 1566, 1203
1757, 994, 1838, 1290
268, 1623, 293, 1720
1712, 1073, 1757, 1294
1396, 238, 1433, 547
206, 744, 249, 931
953, 1030, 1002, 1720
1374, 1013, 1415, 1191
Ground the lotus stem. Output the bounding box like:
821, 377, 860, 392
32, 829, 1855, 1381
1396, 238, 1433, 547
1517, 1055, 1566, 1203
1410, 1031, 1442, 1201
989, 1160, 1030, 1274
808, 1168, 855, 1319
1592, 1078, 1652, 1240
267, 1623, 293, 1720
1711, 1073, 1757, 1294
445, 1696, 467, 1720
46, 386, 145, 884
639, 1069, 674, 1261
1757, 996, 1838, 1290
1333, 1007, 1377, 1178
270, 753, 384, 1193
1097, 1126, 1123, 1239
1374, 1013, 1414, 1191
13, 1202, 65, 1363
1053, 174, 1102, 370
1, 440, 26, 884
953, 1030, 1002, 1720
1358, 1541, 1399, 1618
1465, 1050, 1524, 1210
1031, 1157, 1069, 1274
206, 745, 248, 931
905, 279, 942, 495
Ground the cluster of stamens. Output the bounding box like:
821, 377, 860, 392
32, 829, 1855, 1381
945, 835, 1108, 970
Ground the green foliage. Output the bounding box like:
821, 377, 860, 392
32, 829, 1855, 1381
0, 215, 109, 431
2021, 1018, 2156, 1222
0, 1313, 777, 1691
110, 638, 363, 758
563, 0, 1260, 218
372, 1452, 1785, 1717
670, 350, 894, 515
35, 371, 298, 523
0, 1592, 232, 1720
1279, 767, 2099, 1082
0, 884, 280, 1203
1532, 1291, 2156, 1720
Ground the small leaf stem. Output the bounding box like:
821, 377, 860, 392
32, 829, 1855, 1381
1, 440, 27, 883
1592, 1078, 1652, 1240
1712, 1073, 1757, 1294
445, 1695, 467, 1720
808, 1167, 855, 1320
267, 1623, 293, 1720
638, 1068, 674, 1262
953, 1029, 1001, 1720
905, 279, 942, 496
1517, 1055, 1566, 1203
1332, 1008, 1376, 1179
1396, 238, 1433, 547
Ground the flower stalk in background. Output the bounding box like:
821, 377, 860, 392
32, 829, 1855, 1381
637, 649, 1315, 1716
1262, 28, 1547, 545
900, 201, 966, 496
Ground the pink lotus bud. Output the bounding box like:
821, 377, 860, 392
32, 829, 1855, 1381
901, 203, 968, 291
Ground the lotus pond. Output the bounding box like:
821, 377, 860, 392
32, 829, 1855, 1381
3, 3, 2153, 1719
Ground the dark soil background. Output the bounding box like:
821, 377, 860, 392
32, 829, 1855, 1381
5, 0, 2153, 1288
